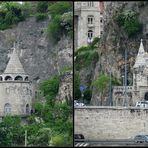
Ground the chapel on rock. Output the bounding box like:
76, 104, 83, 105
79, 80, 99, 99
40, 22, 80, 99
0, 44, 33, 116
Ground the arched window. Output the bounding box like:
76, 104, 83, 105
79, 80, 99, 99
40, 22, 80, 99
26, 104, 29, 114
88, 30, 93, 39
5, 76, 12, 81
88, 2, 94, 7
100, 18, 103, 23
4, 103, 11, 114
14, 76, 23, 81
25, 76, 29, 81
0, 76, 3, 81
87, 15, 94, 24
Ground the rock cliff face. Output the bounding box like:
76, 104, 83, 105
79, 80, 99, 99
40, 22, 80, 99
91, 1, 148, 105
56, 71, 73, 105
0, 16, 72, 90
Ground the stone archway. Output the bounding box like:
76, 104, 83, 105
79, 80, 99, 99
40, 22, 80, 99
144, 92, 148, 101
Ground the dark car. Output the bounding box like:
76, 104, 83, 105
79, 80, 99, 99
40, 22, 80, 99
74, 134, 85, 142
134, 134, 148, 143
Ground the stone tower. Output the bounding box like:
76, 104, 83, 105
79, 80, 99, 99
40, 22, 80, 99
0, 44, 33, 116
74, 1, 104, 49
112, 39, 148, 106
132, 39, 148, 104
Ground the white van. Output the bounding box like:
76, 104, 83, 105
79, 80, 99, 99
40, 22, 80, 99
136, 101, 148, 108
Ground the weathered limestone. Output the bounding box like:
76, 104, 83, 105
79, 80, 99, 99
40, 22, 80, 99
56, 71, 73, 104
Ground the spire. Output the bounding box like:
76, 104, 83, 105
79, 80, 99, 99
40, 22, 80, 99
133, 39, 145, 68
99, 1, 104, 13
4, 43, 25, 74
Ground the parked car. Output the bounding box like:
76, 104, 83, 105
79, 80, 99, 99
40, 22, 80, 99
74, 134, 85, 142
136, 101, 148, 108
134, 134, 148, 143
74, 100, 85, 107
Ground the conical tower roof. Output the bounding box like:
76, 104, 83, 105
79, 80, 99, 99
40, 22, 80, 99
4, 44, 25, 74
133, 39, 146, 68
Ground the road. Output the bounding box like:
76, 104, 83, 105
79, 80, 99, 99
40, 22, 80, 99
74, 139, 148, 147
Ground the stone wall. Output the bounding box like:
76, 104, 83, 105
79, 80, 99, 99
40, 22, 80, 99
0, 81, 32, 116
75, 106, 148, 140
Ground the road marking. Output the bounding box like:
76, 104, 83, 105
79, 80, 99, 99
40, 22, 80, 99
75, 143, 80, 147
83, 143, 89, 146
75, 143, 89, 147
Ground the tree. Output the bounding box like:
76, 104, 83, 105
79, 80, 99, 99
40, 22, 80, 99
92, 74, 110, 105
0, 115, 24, 147
116, 10, 142, 37
74, 72, 81, 100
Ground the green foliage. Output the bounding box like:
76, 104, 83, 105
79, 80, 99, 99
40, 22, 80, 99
48, 2, 72, 18
25, 123, 44, 146
0, 116, 24, 147
116, 10, 142, 37
92, 74, 110, 105
47, 2, 72, 43
59, 65, 72, 75
36, 1, 48, 13
75, 50, 99, 70
0, 2, 27, 30
40, 75, 60, 98
0, 73, 72, 147
61, 11, 72, 33
47, 15, 62, 42
34, 75, 72, 146
35, 2, 49, 22
92, 74, 110, 93
29, 127, 52, 146
83, 89, 92, 102
112, 77, 122, 86
21, 2, 33, 17
89, 37, 100, 49
75, 37, 99, 70
74, 72, 81, 100
35, 13, 48, 21
34, 101, 44, 116
40, 75, 60, 106
49, 135, 65, 147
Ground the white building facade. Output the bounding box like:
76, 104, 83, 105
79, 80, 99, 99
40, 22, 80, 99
74, 1, 104, 49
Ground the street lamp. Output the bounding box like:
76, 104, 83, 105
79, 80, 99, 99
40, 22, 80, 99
122, 75, 124, 95
25, 130, 27, 147
124, 48, 128, 107
109, 70, 112, 106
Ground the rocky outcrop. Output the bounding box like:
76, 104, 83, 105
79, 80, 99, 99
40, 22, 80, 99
91, 1, 148, 105
0, 16, 72, 90
56, 71, 73, 104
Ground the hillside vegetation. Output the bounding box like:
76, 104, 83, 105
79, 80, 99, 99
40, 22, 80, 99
0, 1, 73, 147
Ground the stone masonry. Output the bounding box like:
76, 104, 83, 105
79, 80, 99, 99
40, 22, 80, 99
74, 2, 104, 49
0, 44, 33, 116
75, 107, 148, 140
